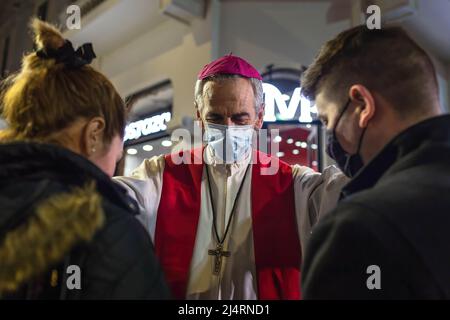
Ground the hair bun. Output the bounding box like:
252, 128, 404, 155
32, 18, 96, 69
31, 18, 65, 53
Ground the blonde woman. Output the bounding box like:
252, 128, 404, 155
0, 19, 170, 299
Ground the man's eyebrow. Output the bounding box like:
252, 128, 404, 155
205, 112, 223, 118
232, 112, 251, 118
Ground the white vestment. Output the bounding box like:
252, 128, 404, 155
115, 146, 347, 299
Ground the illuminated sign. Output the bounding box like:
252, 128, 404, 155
124, 111, 172, 142
263, 83, 317, 123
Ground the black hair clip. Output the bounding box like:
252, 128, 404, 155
36, 40, 96, 68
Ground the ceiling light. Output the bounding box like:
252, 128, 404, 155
143, 145, 154, 152
127, 148, 138, 155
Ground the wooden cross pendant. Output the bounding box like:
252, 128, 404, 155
208, 244, 231, 275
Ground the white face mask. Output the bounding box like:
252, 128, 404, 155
204, 123, 255, 164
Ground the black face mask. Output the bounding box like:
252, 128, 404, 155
326, 99, 367, 178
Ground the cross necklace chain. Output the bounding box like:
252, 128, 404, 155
206, 163, 251, 276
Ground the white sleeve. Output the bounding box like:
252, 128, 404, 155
292, 165, 349, 255
114, 155, 165, 242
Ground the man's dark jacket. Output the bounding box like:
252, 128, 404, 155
302, 115, 450, 299
0, 142, 171, 299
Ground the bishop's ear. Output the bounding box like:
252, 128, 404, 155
254, 104, 265, 130
195, 107, 205, 130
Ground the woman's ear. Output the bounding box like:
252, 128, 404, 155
83, 117, 106, 157
349, 85, 375, 129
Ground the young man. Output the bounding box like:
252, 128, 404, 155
301, 25, 450, 299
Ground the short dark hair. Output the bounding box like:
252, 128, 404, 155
301, 25, 439, 115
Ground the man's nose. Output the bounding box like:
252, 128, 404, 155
224, 118, 235, 126
215, 117, 234, 126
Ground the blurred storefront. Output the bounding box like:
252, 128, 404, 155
0, 0, 449, 173
120, 80, 174, 175
261, 67, 321, 170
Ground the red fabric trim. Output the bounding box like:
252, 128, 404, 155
154, 149, 203, 299
155, 149, 301, 299
251, 150, 301, 299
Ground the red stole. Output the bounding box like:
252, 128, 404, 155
154, 148, 301, 299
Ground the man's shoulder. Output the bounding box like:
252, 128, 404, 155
320, 198, 385, 232
312, 192, 407, 255
318, 181, 435, 253
308, 180, 450, 299
343, 169, 447, 223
